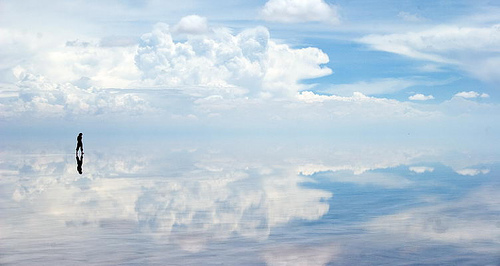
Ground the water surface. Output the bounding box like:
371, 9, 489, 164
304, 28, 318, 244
1, 137, 499, 265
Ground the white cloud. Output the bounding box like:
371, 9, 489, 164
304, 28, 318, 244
0, 67, 150, 119
295, 91, 438, 120
99, 35, 138, 47
454, 91, 489, 99
260, 0, 340, 24
0, 28, 59, 83
409, 93, 434, 101
297, 91, 372, 103
409, 166, 434, 173
41, 42, 140, 89
2, 17, 332, 99
161, 86, 497, 136
135, 23, 332, 97
173, 15, 209, 35
1, 17, 499, 129
456, 168, 490, 176
0, 18, 337, 120
358, 24, 500, 82
439, 95, 499, 119
0, 28, 141, 89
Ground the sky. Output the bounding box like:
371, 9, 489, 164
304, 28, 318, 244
0, 0, 499, 137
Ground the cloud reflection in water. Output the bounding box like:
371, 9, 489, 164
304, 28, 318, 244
0, 138, 499, 265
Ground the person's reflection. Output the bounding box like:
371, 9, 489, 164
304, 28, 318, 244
76, 154, 84, 174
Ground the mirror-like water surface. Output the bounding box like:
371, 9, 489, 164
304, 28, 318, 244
1, 137, 499, 265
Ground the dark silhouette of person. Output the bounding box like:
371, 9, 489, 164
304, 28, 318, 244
76, 133, 84, 154
76, 154, 83, 174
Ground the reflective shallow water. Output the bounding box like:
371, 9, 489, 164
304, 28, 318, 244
1, 137, 499, 265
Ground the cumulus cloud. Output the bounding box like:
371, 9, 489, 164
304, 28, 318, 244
260, 0, 340, 24
135, 23, 331, 97
456, 168, 490, 176
0, 27, 141, 89
0, 18, 337, 120
358, 24, 500, 82
2, 17, 498, 128
172, 15, 209, 35
409, 166, 434, 173
0, 67, 150, 119
41, 41, 141, 89
409, 93, 434, 101
454, 91, 489, 99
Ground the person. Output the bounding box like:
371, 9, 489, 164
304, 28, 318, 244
76, 153, 83, 174
76, 133, 84, 154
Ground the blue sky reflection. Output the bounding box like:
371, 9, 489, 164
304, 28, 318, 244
1, 138, 499, 265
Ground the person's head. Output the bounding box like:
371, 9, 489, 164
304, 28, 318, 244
79, 133, 83, 136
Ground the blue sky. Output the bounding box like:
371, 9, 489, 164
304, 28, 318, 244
0, 0, 499, 136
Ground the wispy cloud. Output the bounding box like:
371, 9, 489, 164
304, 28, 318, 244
397, 11, 425, 22
262, 243, 340, 266
321, 77, 453, 97
358, 24, 500, 82
365, 187, 500, 250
